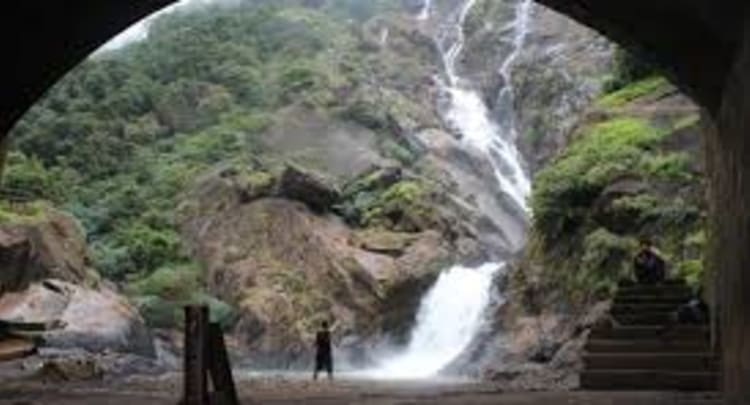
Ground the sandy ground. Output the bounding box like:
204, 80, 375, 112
0, 373, 722, 404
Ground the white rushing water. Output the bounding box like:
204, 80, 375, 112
371, 0, 533, 379
369, 263, 502, 378
417, 0, 432, 21
443, 0, 533, 212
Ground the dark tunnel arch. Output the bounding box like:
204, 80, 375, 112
536, 0, 745, 115
3, 1, 750, 403
1, 1, 176, 136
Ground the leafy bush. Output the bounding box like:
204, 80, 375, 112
362, 180, 435, 232
3, 152, 74, 202
127, 264, 200, 300
532, 118, 666, 244
127, 264, 238, 329
112, 223, 184, 275
598, 76, 670, 108
643, 153, 693, 181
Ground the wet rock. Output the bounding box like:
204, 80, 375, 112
279, 163, 341, 212
528, 339, 562, 364
0, 279, 154, 357
353, 229, 418, 256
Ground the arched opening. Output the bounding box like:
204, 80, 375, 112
1, 0, 748, 403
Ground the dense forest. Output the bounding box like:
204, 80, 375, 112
7, 0, 443, 327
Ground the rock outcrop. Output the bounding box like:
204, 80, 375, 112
0, 206, 153, 357
179, 167, 472, 367
0, 207, 98, 293
511, 4, 615, 172
0, 280, 154, 357
278, 163, 341, 212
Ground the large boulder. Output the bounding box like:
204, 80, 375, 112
0, 206, 153, 357
180, 191, 456, 367
278, 163, 341, 212
0, 207, 98, 293
0, 279, 154, 357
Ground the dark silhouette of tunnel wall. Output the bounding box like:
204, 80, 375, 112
0, 1, 175, 136
711, 10, 750, 403
1, 0, 750, 402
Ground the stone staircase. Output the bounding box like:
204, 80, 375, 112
581, 280, 720, 391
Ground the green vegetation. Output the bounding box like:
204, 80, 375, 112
598, 76, 670, 108
5, 1, 435, 328
362, 181, 436, 232
603, 47, 661, 93
532, 118, 668, 244
528, 78, 707, 304
127, 264, 237, 329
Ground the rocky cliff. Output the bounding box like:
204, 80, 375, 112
178, 162, 480, 367
0, 203, 153, 357
484, 76, 706, 387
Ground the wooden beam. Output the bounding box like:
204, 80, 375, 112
208, 323, 239, 405
183, 305, 209, 405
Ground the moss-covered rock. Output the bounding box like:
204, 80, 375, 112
522, 78, 706, 305
278, 163, 341, 212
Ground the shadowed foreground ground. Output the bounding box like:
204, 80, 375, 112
0, 375, 721, 404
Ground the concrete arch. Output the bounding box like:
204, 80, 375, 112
1, 1, 750, 403
0, 1, 176, 136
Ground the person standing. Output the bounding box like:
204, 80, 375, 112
313, 321, 333, 381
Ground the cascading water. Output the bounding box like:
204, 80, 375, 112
368, 263, 502, 378
417, 0, 432, 21
369, 0, 533, 378
441, 0, 533, 212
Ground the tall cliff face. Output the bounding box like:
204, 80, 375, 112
511, 4, 615, 173
456, 1, 615, 166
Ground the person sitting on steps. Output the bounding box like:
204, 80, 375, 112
633, 238, 666, 284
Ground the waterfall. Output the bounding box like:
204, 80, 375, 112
369, 0, 533, 379
368, 263, 503, 379
417, 0, 432, 21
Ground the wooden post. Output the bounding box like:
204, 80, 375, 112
182, 307, 240, 405
184, 305, 209, 405
208, 323, 239, 405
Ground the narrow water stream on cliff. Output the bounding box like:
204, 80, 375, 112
366, 0, 533, 379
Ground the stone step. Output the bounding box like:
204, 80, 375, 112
618, 279, 687, 287
580, 370, 719, 391
614, 311, 696, 325
585, 339, 710, 353
614, 295, 692, 305
583, 352, 719, 371
617, 286, 693, 297
590, 325, 710, 340
611, 303, 680, 314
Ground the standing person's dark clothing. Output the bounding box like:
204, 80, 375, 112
633, 241, 666, 284
314, 322, 333, 380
